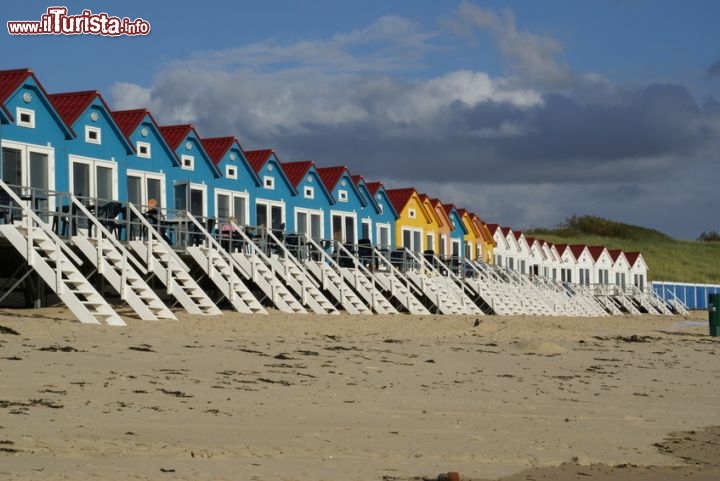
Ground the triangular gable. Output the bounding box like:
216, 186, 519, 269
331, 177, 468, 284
365, 181, 399, 219
625, 252, 647, 270
159, 124, 221, 177
112, 109, 179, 166
569, 244, 591, 263
443, 204, 469, 236
244, 148, 298, 195
49, 90, 133, 152
486, 223, 508, 249
0, 68, 73, 137
352, 175, 381, 214
471, 213, 495, 246
431, 199, 453, 231
555, 243, 577, 263
280, 160, 334, 203
386, 188, 432, 224
317, 166, 366, 207
201, 136, 261, 186
418, 193, 441, 227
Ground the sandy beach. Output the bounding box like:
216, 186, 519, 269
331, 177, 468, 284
0, 307, 718, 481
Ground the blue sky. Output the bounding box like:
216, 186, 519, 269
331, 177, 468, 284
3, 1, 720, 239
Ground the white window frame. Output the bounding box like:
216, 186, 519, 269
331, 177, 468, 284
1, 139, 56, 210
376, 222, 391, 250
16, 107, 35, 128
126, 169, 166, 209
181, 154, 194, 171
85, 125, 101, 145
338, 189, 348, 202
189, 182, 208, 218
408, 208, 416, 219
214, 188, 249, 224
69, 154, 118, 201
426, 232, 435, 253
330, 210, 357, 244
401, 226, 423, 252
294, 207, 324, 240
263, 176, 275, 190
136, 141, 151, 159
361, 218, 372, 242
226, 165, 238, 180
304, 186, 314, 199
255, 198, 285, 230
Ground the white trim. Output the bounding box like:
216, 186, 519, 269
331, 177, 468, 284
304, 186, 314, 199
189, 182, 208, 218
181, 154, 194, 171
0, 139, 56, 211
85, 125, 101, 144
401, 226, 423, 252
263, 176, 275, 190
126, 169, 166, 208
294, 207, 324, 240
255, 198, 286, 229
136, 141, 151, 159
68, 154, 118, 201
226, 164, 238, 179
338, 189, 348, 202
215, 188, 249, 224
361, 218, 372, 242
408, 208, 416, 219
376, 222, 391, 249
16, 107, 35, 128
330, 210, 357, 244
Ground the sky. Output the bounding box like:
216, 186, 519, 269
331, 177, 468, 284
3, 0, 720, 239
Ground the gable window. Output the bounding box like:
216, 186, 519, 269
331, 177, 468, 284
181, 155, 194, 171
226, 165, 238, 179
338, 190, 348, 202
263, 176, 275, 190
304, 186, 314, 199
408, 208, 416, 219
136, 141, 151, 159
16, 107, 35, 128
85, 126, 101, 144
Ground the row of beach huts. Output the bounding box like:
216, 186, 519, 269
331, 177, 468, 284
0, 68, 685, 324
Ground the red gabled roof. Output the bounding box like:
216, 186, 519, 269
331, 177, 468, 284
112, 109, 148, 139
351, 174, 364, 186
281, 160, 315, 188
608, 249, 623, 262
49, 90, 102, 127
365, 181, 383, 196
500, 226, 512, 236
569, 244, 587, 259
385, 188, 416, 214
442, 203, 456, 215
244, 149, 274, 174
587, 245, 607, 262
201, 137, 236, 166
485, 223, 501, 234
316, 166, 347, 192
555, 243, 569, 255
625, 252, 641, 265
158, 124, 194, 151
0, 68, 34, 119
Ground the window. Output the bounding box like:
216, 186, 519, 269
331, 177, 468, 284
226, 165, 237, 179
215, 189, 248, 225
127, 170, 165, 211
401, 227, 422, 253
256, 200, 284, 232
304, 186, 314, 199
338, 190, 348, 202
85, 126, 101, 144
507, 257, 514, 271
361, 220, 371, 242
263, 176, 275, 190
173, 182, 206, 218
136, 141, 151, 158
181, 155, 194, 171
495, 254, 502, 266
634, 274, 645, 290
377, 223, 390, 250
295, 208, 323, 240
69, 155, 117, 202
408, 208, 416, 219
426, 233, 435, 253
16, 107, 35, 128
331, 212, 356, 244
1, 143, 52, 198
616, 272, 626, 287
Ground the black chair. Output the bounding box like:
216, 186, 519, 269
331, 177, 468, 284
95, 201, 125, 238
284, 233, 305, 260
390, 249, 406, 271
357, 238, 374, 269
0, 190, 13, 224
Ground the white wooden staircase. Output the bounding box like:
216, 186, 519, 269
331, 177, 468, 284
126, 204, 221, 316
370, 247, 429, 315
334, 243, 398, 314
0, 181, 124, 325
70, 197, 176, 321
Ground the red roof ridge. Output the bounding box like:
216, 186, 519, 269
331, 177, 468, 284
244, 149, 275, 174
200, 136, 238, 165
316, 166, 349, 192
280, 160, 316, 188
158, 124, 194, 151
48, 90, 103, 127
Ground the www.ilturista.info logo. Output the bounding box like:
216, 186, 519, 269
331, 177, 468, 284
7, 7, 150, 36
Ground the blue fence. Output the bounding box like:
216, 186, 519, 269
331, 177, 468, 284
652, 281, 720, 310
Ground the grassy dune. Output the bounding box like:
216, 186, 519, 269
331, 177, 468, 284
527, 216, 720, 284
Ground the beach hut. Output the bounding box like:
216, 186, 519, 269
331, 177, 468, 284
455, 208, 480, 261
316, 166, 367, 245
554, 244, 576, 283
625, 252, 649, 291
158, 124, 221, 220
49, 90, 133, 203
417, 193, 441, 255
244, 149, 297, 233
469, 214, 495, 263
386, 187, 435, 253
443, 204, 468, 262
201, 136, 260, 227
363, 181, 398, 251
587, 246, 613, 286
429, 198, 452, 259
0, 69, 73, 205
281, 160, 333, 241
569, 245, 594, 286
608, 249, 631, 288
113, 109, 178, 211
352, 175, 382, 244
